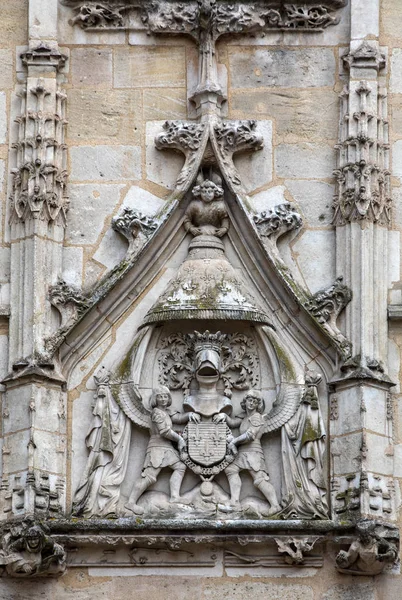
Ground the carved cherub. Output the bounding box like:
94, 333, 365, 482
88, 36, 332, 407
183, 173, 229, 238
123, 385, 200, 515
336, 520, 398, 575
215, 390, 280, 513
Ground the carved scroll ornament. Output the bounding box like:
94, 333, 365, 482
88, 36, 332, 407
62, 1, 347, 33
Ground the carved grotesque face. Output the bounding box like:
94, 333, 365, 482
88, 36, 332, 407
25, 527, 42, 551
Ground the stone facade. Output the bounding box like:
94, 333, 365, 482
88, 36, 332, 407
0, 0, 401, 598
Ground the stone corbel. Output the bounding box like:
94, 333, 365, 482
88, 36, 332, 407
335, 520, 399, 576
0, 519, 66, 577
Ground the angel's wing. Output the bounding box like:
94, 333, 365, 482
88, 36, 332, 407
112, 382, 151, 429
262, 383, 304, 434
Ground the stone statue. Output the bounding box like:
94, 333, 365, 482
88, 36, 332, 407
0, 520, 66, 577
336, 520, 399, 575
124, 386, 200, 515
183, 174, 229, 239
281, 370, 329, 519
218, 390, 281, 513
73, 367, 131, 518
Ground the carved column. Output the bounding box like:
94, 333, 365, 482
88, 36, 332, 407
331, 2, 395, 523
0, 5, 68, 520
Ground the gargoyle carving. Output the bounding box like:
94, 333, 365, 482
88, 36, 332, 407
0, 520, 66, 577
336, 520, 399, 575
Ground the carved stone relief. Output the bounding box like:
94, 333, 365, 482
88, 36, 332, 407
10, 74, 69, 226
336, 520, 399, 575
62, 1, 347, 33
0, 520, 66, 577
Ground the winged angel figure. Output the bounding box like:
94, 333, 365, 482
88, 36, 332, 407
74, 366, 328, 519
117, 384, 199, 515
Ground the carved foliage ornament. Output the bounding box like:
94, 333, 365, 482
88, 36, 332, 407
254, 202, 303, 244
158, 330, 259, 394
62, 1, 347, 33
10, 77, 69, 225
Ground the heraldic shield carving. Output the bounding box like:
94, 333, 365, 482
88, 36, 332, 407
183, 422, 232, 471
71, 170, 331, 521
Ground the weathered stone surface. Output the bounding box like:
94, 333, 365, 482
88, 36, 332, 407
29, 0, 58, 40
67, 89, 142, 145
230, 88, 338, 143
114, 46, 186, 88
65, 184, 124, 245
229, 48, 335, 89
0, 0, 27, 46
62, 247, 84, 287
391, 94, 402, 138
392, 140, 402, 179
0, 49, 13, 89
390, 49, 402, 94
70, 145, 141, 182
0, 247, 10, 281
251, 185, 287, 213
71, 48, 113, 87
0, 94, 7, 144
143, 88, 187, 121
293, 230, 335, 292
275, 143, 334, 179
381, 0, 402, 44
234, 120, 272, 193
203, 582, 314, 600
351, 0, 379, 39
285, 180, 334, 226
321, 583, 375, 600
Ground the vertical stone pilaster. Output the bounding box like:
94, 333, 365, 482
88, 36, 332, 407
331, 0, 395, 523
0, 3, 68, 520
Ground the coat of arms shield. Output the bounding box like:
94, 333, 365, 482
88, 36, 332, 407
187, 422, 227, 467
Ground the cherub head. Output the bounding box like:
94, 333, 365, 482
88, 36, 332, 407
150, 385, 172, 409
240, 390, 265, 414
192, 179, 224, 204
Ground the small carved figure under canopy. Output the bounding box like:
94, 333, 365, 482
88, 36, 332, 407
183, 173, 229, 239
143, 171, 270, 326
